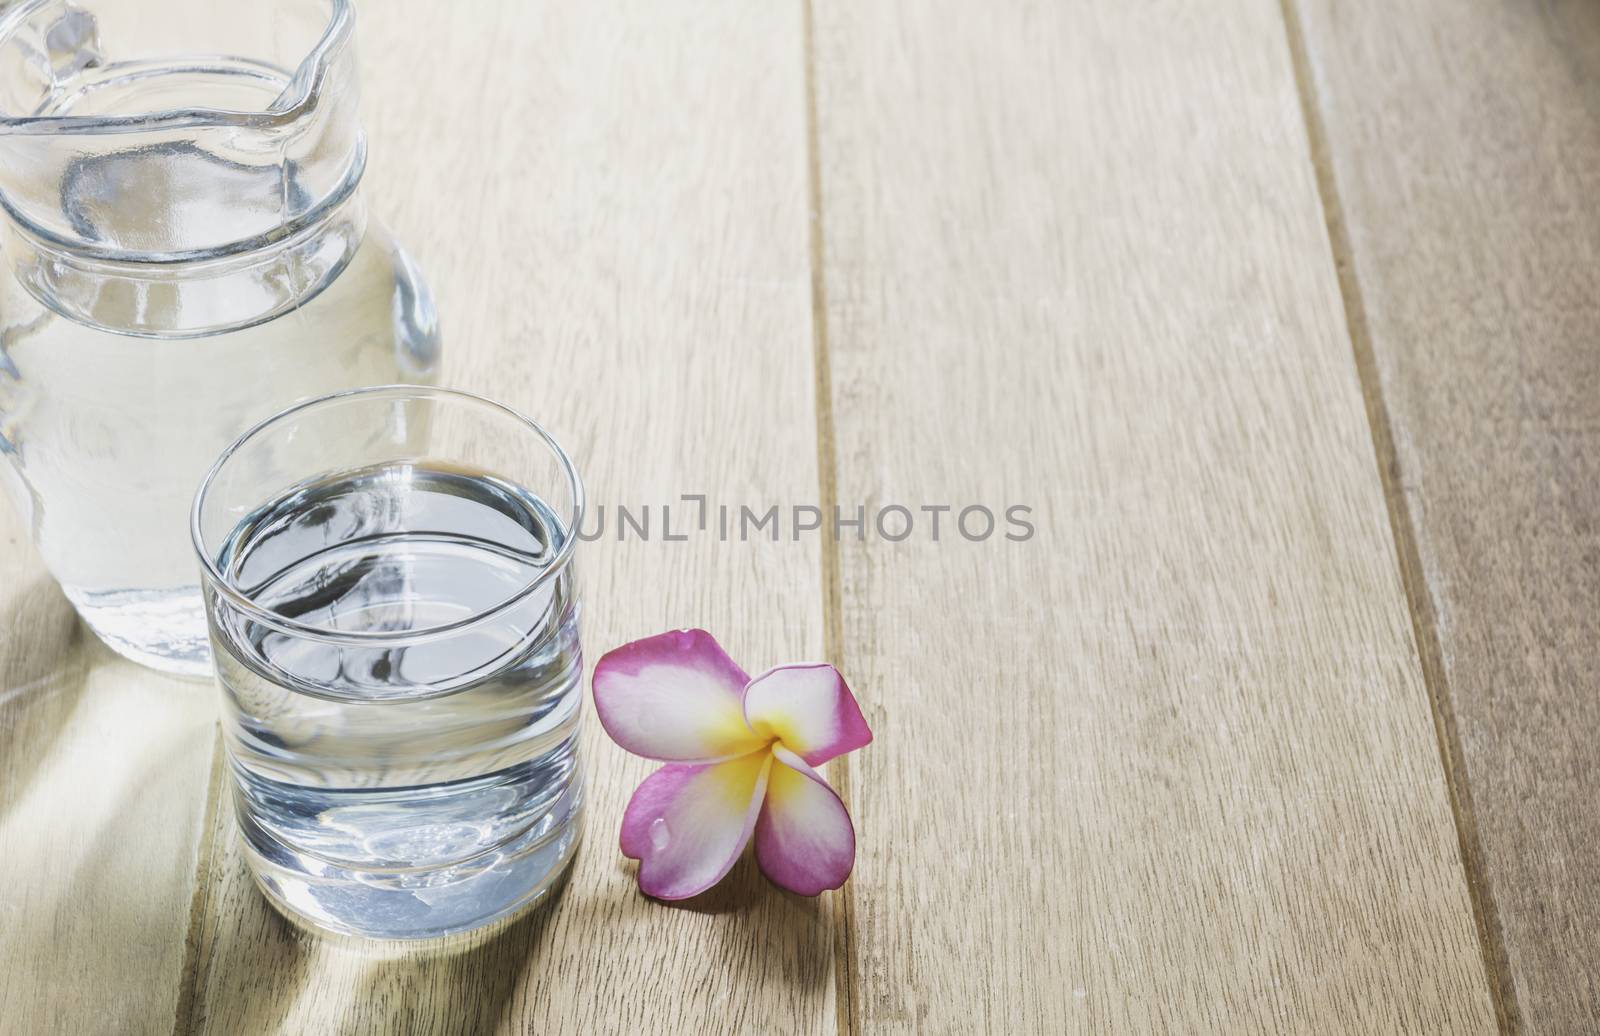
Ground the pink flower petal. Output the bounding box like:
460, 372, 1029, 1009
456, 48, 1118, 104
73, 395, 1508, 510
594, 629, 768, 762
620, 751, 774, 900
742, 663, 872, 765
754, 746, 856, 896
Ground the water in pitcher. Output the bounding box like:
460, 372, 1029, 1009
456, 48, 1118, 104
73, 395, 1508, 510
0, 223, 439, 673
206, 462, 585, 938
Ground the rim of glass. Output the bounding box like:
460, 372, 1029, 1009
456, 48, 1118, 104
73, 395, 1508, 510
0, 0, 352, 134
190, 384, 585, 645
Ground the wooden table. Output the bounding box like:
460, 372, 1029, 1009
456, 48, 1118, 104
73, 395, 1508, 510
3, 1, 1596, 1032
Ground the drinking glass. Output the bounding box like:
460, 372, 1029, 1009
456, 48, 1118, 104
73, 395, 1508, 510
191, 385, 584, 939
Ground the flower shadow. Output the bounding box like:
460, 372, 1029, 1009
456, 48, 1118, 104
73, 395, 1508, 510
624, 850, 833, 1000
648, 851, 805, 917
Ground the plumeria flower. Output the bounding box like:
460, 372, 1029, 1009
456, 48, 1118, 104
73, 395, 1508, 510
593, 629, 872, 900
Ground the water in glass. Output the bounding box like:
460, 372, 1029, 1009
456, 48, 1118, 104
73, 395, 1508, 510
207, 461, 583, 939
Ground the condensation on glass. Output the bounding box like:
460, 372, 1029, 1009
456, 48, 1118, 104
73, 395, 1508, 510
0, 0, 440, 674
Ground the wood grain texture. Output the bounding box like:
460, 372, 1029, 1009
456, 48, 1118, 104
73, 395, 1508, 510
180, 2, 834, 1033
809, 1, 1497, 1031
1291, 0, 1600, 1030
0, 503, 217, 1036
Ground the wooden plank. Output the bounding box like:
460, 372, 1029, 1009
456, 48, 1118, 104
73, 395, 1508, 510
809, 1, 1497, 1031
1289, 0, 1600, 1030
0, 507, 218, 1036
180, 2, 835, 1034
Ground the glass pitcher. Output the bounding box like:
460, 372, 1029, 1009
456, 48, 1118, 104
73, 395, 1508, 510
0, 0, 441, 675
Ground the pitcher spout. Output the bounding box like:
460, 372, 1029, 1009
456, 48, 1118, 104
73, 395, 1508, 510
0, 0, 363, 261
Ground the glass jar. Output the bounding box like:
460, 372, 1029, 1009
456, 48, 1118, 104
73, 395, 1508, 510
0, 0, 441, 675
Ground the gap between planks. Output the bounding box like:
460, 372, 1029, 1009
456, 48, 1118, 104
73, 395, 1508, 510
172, 732, 225, 1036
801, 1, 858, 1033
1274, 1, 1517, 1031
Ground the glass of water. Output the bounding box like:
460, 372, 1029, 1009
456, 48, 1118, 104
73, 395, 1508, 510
191, 385, 585, 940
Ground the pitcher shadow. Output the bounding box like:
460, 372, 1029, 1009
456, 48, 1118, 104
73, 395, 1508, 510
0, 574, 87, 820
8, 669, 216, 1032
